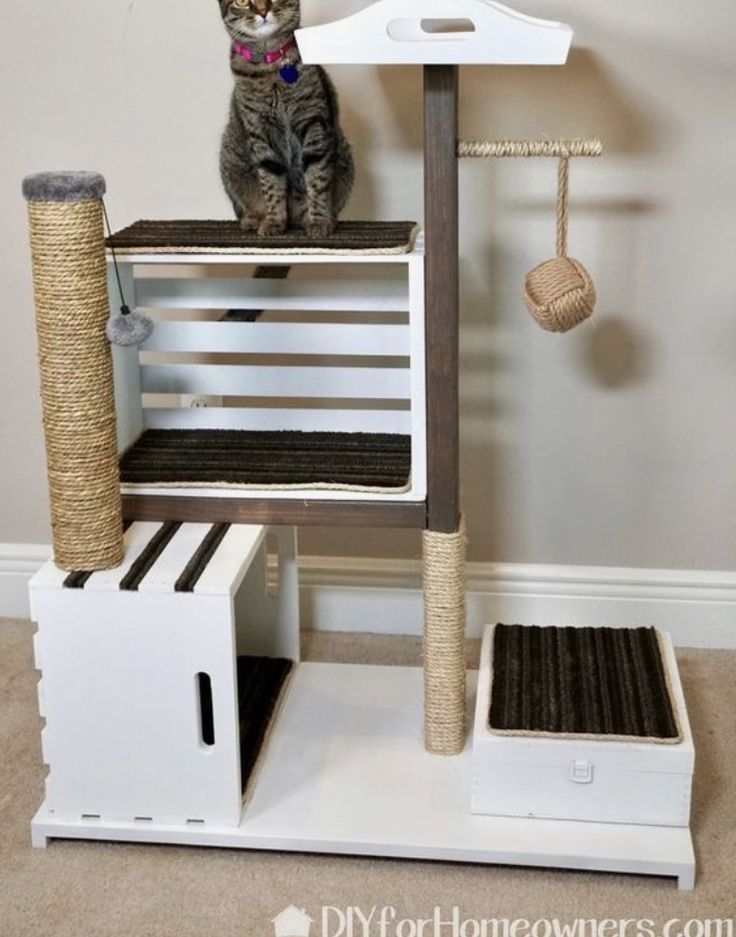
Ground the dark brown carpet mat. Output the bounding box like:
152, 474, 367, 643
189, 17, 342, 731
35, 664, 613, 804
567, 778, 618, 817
489, 624, 680, 740
238, 656, 293, 793
119, 429, 412, 490
107, 220, 418, 255
175, 524, 231, 593
119, 522, 181, 592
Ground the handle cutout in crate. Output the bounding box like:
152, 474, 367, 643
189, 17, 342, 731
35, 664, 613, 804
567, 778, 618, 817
387, 18, 477, 42
197, 672, 216, 748
296, 0, 573, 66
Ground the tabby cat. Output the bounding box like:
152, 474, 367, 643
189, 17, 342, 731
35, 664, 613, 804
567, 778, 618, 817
218, 0, 354, 237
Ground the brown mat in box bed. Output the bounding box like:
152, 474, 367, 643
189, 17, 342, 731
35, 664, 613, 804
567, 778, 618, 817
489, 624, 681, 742
238, 656, 293, 794
107, 220, 419, 256
119, 429, 412, 493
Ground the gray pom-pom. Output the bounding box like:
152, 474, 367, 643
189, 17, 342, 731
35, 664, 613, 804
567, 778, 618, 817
106, 308, 154, 347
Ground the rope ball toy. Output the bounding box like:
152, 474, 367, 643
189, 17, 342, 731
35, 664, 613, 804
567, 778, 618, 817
523, 157, 596, 333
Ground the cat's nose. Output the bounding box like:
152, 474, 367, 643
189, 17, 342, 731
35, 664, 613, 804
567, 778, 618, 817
254, 0, 272, 16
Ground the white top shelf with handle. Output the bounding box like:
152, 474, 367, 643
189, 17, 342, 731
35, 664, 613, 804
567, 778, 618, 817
295, 0, 573, 66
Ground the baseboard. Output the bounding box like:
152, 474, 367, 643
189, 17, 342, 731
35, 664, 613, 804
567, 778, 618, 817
298, 557, 736, 649
0, 544, 53, 620
2, 545, 735, 649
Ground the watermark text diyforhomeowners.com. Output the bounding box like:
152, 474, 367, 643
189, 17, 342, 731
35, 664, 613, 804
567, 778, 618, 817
272, 907, 734, 937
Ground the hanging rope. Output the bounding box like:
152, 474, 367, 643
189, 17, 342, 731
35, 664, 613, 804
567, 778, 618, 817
556, 156, 570, 258
523, 155, 597, 333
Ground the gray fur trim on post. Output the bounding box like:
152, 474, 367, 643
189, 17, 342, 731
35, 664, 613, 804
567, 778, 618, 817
22, 171, 106, 203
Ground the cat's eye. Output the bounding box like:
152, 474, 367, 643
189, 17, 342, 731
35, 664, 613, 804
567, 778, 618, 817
232, 0, 250, 9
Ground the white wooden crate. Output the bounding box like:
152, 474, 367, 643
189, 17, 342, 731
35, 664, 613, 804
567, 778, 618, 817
30, 523, 299, 827
472, 625, 695, 827
110, 240, 426, 503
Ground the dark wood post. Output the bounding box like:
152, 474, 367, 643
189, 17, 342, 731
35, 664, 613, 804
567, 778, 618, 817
424, 65, 460, 534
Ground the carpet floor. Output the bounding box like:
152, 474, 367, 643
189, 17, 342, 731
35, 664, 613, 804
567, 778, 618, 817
0, 618, 734, 936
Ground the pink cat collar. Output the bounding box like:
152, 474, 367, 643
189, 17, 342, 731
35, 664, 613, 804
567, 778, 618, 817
231, 36, 297, 65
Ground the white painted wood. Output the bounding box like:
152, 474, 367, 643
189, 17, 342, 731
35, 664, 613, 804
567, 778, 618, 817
407, 254, 427, 501
296, 0, 573, 65
109, 265, 144, 455
27, 555, 70, 594
142, 322, 411, 356
15, 549, 736, 649
193, 524, 267, 597
136, 278, 409, 312
234, 529, 301, 662
29, 522, 300, 828
113, 249, 421, 267
30, 665, 696, 889
140, 364, 411, 400
143, 407, 412, 435
34, 587, 242, 826
82, 522, 164, 593
0, 544, 53, 619
122, 484, 420, 503
471, 626, 695, 827
296, 557, 736, 649
106, 242, 426, 503
137, 523, 213, 594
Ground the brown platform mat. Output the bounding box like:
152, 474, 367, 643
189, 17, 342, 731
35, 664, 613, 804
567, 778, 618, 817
107, 220, 419, 255
119, 429, 412, 492
238, 656, 293, 794
489, 624, 682, 742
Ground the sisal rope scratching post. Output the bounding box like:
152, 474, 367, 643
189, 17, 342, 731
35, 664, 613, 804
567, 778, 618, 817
23, 172, 124, 571
423, 517, 467, 755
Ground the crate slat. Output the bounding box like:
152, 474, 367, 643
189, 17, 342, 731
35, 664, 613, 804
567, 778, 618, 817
136, 523, 214, 594
142, 322, 411, 356
140, 364, 411, 400
143, 407, 411, 435
136, 278, 409, 312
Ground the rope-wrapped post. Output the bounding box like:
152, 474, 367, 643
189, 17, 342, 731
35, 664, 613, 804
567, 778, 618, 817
23, 172, 124, 571
423, 517, 467, 755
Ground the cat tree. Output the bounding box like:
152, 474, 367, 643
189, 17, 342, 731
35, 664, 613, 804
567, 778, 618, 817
23, 0, 696, 888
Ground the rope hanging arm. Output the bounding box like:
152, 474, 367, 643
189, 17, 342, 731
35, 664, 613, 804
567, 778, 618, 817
457, 138, 603, 159
455, 138, 603, 334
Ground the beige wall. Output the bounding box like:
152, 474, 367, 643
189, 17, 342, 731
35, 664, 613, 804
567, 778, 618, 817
1, 1, 735, 570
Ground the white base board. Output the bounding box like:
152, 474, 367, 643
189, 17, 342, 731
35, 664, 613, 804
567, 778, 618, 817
32, 663, 695, 890
3, 547, 736, 649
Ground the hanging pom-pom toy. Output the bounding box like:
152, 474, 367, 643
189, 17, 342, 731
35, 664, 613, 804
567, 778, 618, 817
524, 157, 596, 333
106, 304, 154, 347
102, 200, 154, 347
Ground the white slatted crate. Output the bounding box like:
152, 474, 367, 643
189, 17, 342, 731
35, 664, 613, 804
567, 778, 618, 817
472, 624, 695, 827
30, 523, 299, 827
110, 238, 426, 503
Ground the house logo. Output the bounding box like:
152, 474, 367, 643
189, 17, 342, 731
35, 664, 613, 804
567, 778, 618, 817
272, 905, 314, 937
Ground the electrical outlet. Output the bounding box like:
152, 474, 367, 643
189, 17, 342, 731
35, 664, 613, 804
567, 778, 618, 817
180, 395, 224, 409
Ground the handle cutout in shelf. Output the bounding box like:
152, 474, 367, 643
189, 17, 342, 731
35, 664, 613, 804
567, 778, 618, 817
387, 18, 477, 42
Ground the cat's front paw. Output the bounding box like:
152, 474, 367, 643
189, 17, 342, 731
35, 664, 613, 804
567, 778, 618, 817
305, 220, 336, 239
240, 214, 261, 233
258, 217, 288, 238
